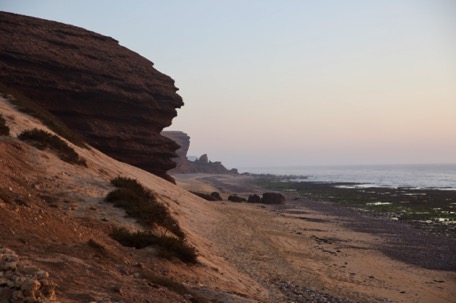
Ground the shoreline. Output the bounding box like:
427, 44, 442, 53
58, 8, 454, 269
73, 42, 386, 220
246, 173, 456, 239
174, 173, 456, 303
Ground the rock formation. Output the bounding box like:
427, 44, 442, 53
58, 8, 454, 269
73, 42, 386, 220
162, 130, 238, 174
161, 131, 193, 172
228, 195, 246, 202
0, 247, 57, 302
0, 12, 183, 181
247, 194, 261, 203
261, 193, 286, 204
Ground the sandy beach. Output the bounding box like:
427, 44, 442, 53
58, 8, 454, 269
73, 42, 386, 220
174, 173, 456, 303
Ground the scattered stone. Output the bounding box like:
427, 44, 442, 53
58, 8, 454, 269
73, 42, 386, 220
134, 263, 144, 269
272, 278, 357, 303
0, 247, 58, 302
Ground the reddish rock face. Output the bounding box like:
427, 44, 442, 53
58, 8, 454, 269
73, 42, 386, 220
0, 12, 183, 181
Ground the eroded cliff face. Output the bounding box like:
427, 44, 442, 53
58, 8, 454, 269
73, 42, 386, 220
161, 131, 192, 172
0, 12, 183, 181
162, 130, 238, 174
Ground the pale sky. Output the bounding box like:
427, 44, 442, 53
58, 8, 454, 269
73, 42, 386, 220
2, 1, 456, 168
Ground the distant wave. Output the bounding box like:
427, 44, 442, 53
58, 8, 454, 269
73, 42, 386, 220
239, 164, 456, 190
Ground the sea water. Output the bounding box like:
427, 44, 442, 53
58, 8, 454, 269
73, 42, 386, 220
238, 164, 456, 190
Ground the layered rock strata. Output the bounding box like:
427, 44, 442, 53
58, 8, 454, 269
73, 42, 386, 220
0, 12, 183, 181
162, 131, 237, 174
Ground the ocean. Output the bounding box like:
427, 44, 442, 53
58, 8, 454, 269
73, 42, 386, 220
238, 164, 456, 190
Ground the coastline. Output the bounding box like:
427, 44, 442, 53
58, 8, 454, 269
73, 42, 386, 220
238, 163, 456, 191
174, 173, 456, 303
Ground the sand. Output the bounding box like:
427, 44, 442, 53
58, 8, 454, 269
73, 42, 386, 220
174, 173, 456, 303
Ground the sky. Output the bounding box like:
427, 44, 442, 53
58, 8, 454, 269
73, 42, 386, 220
2, 0, 456, 168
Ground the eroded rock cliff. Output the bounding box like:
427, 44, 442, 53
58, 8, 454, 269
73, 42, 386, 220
162, 130, 238, 174
0, 12, 183, 181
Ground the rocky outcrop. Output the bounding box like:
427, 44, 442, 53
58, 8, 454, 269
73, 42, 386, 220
162, 131, 237, 174
193, 154, 238, 174
191, 191, 223, 201
161, 131, 193, 173
0, 12, 183, 181
0, 247, 57, 302
247, 194, 261, 203
261, 193, 286, 204
228, 195, 246, 202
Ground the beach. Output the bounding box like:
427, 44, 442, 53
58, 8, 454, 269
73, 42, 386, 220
174, 173, 456, 303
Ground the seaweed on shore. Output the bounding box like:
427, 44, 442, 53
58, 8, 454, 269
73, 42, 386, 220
255, 176, 456, 237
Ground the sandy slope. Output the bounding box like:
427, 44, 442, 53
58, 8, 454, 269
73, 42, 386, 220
0, 96, 264, 303
1, 95, 455, 303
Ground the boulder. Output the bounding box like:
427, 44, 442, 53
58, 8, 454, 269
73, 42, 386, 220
261, 193, 286, 204
228, 195, 246, 202
191, 192, 218, 201
247, 194, 261, 203
210, 192, 222, 201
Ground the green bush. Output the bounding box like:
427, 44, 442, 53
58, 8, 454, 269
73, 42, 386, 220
0, 114, 9, 136
107, 177, 184, 239
0, 83, 86, 147
110, 227, 198, 264
18, 128, 87, 166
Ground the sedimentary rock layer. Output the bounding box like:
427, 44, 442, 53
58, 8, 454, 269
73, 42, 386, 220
0, 12, 183, 181
162, 130, 237, 174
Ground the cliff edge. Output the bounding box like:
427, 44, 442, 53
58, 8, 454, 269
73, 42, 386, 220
0, 12, 183, 181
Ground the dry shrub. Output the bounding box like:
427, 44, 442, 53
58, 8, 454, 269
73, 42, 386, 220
110, 227, 198, 264
0, 114, 9, 136
0, 84, 86, 147
18, 128, 87, 166
107, 177, 184, 238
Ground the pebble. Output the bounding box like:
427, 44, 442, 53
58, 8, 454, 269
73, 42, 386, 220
272, 279, 356, 303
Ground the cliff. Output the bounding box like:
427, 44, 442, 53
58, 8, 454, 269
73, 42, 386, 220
0, 95, 264, 303
0, 12, 183, 181
162, 130, 237, 174
161, 130, 192, 172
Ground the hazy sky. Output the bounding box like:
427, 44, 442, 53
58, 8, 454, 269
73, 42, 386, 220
2, 1, 456, 168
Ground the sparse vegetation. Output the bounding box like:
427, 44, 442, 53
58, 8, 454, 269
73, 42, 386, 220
0, 114, 9, 136
106, 177, 198, 263
107, 177, 184, 238
256, 176, 456, 236
141, 270, 209, 303
87, 239, 109, 256
110, 227, 198, 264
0, 83, 86, 147
18, 128, 87, 166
